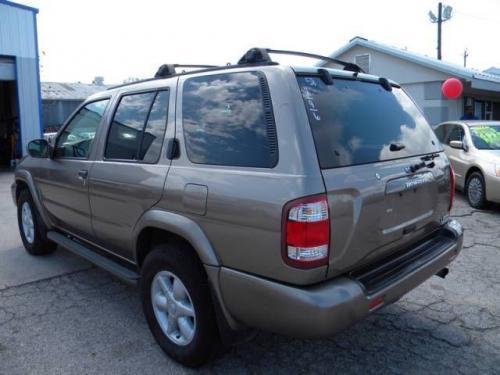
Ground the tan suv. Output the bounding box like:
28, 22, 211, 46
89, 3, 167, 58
12, 48, 463, 367
434, 121, 500, 208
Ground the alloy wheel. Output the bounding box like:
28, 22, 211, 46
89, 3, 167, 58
151, 270, 196, 346
468, 177, 483, 206
21, 202, 35, 244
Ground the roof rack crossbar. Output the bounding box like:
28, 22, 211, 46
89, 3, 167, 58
266, 48, 364, 73
237, 48, 364, 73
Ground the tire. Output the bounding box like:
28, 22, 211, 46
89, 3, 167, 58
17, 189, 57, 255
465, 171, 487, 209
140, 242, 220, 367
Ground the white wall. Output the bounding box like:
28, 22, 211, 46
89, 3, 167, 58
325, 45, 463, 125
332, 45, 450, 84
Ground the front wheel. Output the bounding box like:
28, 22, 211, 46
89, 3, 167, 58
17, 189, 57, 255
466, 171, 487, 209
140, 243, 220, 367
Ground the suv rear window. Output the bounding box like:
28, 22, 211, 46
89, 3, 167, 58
182, 71, 278, 168
297, 76, 441, 169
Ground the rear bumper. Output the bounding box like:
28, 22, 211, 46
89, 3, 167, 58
219, 220, 463, 338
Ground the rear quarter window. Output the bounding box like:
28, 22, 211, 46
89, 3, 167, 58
297, 76, 442, 169
182, 71, 278, 168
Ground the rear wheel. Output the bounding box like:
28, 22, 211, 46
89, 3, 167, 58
140, 243, 220, 367
17, 189, 57, 255
466, 171, 487, 209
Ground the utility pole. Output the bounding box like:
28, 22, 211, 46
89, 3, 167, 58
463, 48, 469, 67
429, 3, 453, 60
437, 2, 442, 60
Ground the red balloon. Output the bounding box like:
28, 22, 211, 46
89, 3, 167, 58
442, 78, 463, 99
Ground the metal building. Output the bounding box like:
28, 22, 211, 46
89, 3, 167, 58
0, 0, 41, 166
41, 81, 107, 132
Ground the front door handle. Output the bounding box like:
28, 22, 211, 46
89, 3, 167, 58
78, 169, 88, 179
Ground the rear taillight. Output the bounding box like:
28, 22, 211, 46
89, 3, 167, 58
449, 165, 455, 211
282, 194, 330, 268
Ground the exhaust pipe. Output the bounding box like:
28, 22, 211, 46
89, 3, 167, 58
435, 267, 449, 279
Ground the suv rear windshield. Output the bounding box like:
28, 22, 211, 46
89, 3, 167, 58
297, 75, 441, 169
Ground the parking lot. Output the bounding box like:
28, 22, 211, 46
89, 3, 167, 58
1, 171, 500, 374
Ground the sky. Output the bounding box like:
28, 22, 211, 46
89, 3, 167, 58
20, 0, 500, 84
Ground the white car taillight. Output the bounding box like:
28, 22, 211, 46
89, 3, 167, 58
282, 195, 330, 268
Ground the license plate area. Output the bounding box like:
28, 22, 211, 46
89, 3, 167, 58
381, 172, 437, 235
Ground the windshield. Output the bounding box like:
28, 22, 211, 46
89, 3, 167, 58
297, 75, 442, 169
469, 125, 500, 150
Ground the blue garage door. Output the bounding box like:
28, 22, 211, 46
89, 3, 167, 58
0, 57, 15, 81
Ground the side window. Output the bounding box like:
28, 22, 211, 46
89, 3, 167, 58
56, 99, 109, 158
105, 90, 169, 162
434, 124, 447, 143
182, 71, 278, 168
446, 125, 464, 144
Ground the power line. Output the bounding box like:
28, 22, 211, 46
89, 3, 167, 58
454, 9, 500, 24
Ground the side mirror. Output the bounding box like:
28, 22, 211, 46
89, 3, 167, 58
27, 139, 50, 158
449, 140, 464, 150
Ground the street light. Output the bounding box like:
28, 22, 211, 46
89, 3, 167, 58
429, 2, 453, 60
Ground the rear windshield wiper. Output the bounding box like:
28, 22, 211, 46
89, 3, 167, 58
389, 143, 405, 151
420, 153, 440, 161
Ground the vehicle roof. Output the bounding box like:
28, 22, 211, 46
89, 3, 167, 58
438, 120, 500, 127
462, 120, 500, 126
85, 64, 400, 102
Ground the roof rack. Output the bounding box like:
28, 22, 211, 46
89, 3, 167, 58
237, 48, 364, 73
154, 64, 218, 78
108, 64, 219, 90
108, 48, 364, 91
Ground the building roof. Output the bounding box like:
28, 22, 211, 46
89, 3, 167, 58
41, 82, 107, 101
0, 0, 38, 13
324, 37, 500, 91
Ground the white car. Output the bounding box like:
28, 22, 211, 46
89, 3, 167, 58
434, 121, 500, 208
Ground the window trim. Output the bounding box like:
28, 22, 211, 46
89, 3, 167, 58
181, 70, 279, 169
103, 87, 170, 164
54, 97, 111, 160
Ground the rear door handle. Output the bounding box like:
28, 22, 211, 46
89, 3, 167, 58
78, 169, 88, 179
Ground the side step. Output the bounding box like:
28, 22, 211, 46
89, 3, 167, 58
47, 231, 140, 285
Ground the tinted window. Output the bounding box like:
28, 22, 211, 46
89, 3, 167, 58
297, 76, 442, 169
446, 125, 464, 144
140, 91, 169, 163
434, 124, 447, 143
182, 72, 278, 167
105, 91, 168, 162
56, 99, 109, 158
469, 125, 500, 150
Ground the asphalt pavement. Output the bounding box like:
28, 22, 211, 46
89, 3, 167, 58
0, 171, 90, 290
1, 171, 499, 374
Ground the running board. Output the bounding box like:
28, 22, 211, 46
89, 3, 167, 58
47, 231, 140, 285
